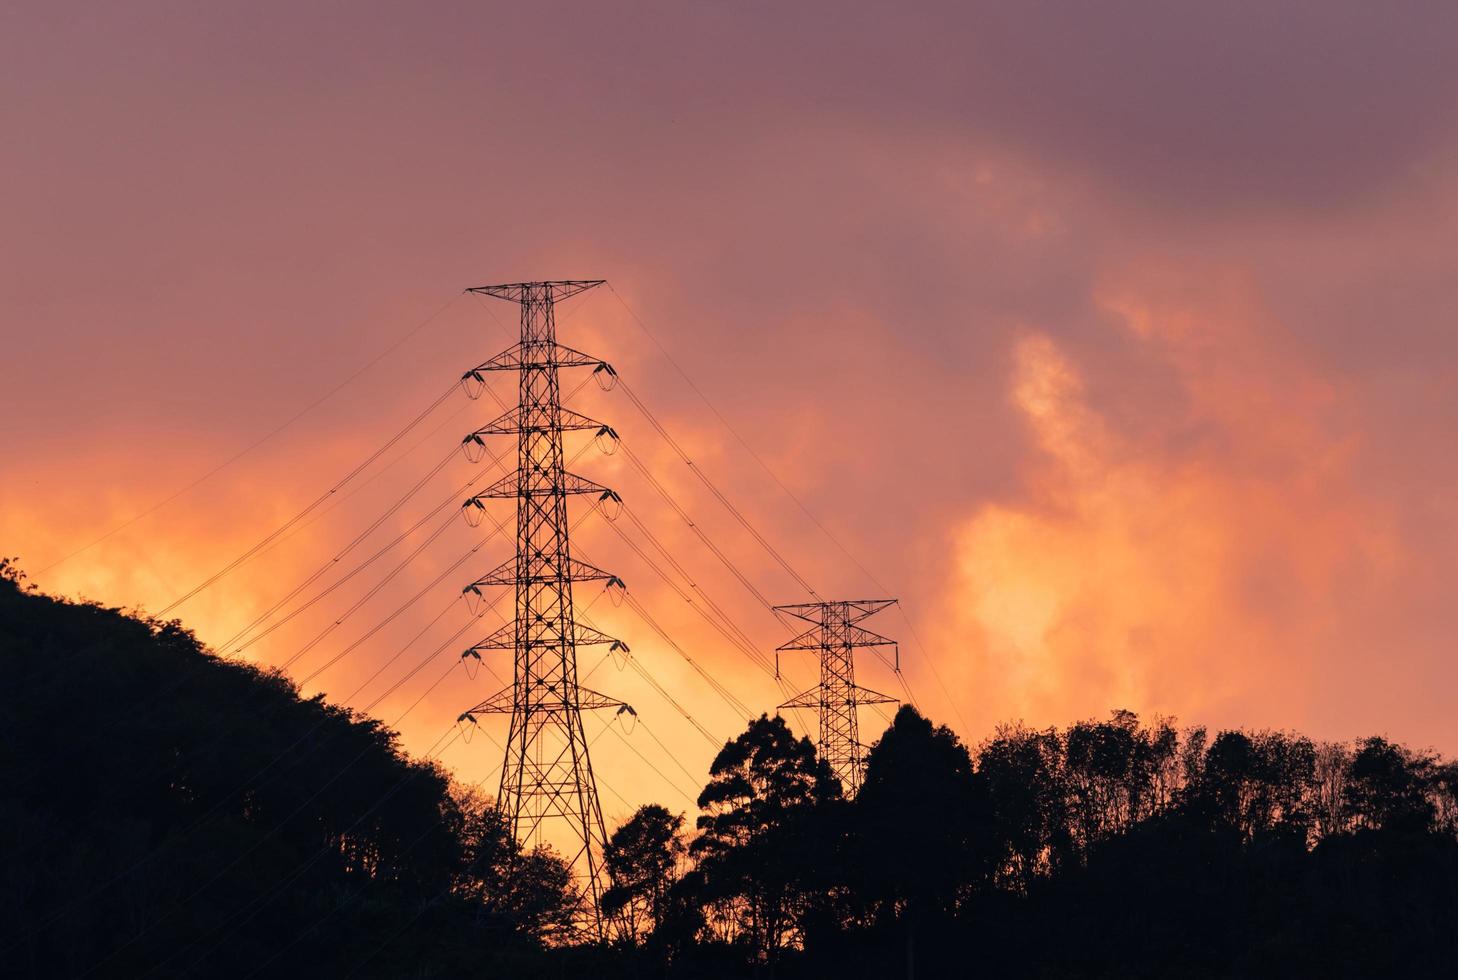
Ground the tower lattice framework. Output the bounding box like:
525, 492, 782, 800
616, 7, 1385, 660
456, 280, 627, 935
776, 599, 898, 796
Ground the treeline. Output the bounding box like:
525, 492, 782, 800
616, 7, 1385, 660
609, 709, 1458, 977
3, 561, 1457, 978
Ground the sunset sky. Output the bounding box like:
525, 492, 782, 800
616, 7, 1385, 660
5, 2, 1458, 827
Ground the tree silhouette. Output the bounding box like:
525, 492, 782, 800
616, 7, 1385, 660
977, 723, 1071, 890
1189, 730, 1317, 840
1345, 736, 1436, 834
453, 788, 577, 943
602, 804, 687, 946
6, 560, 1458, 979
856, 705, 992, 977
689, 713, 839, 963
0, 564, 573, 977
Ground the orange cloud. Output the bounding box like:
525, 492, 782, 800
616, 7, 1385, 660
940, 277, 1400, 740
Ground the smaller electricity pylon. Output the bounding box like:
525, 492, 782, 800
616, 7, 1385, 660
775, 599, 898, 796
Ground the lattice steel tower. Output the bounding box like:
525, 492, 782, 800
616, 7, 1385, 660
776, 600, 898, 796
455, 280, 628, 936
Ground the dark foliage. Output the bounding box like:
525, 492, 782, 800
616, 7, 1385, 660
689, 713, 841, 962
0, 562, 574, 978
4, 561, 1456, 979
602, 802, 686, 945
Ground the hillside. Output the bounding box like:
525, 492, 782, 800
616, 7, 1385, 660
4, 558, 1458, 978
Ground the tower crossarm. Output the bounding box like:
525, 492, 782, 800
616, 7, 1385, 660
459, 686, 515, 716
463, 557, 623, 593
468, 470, 616, 502
464, 405, 610, 440
777, 682, 898, 712
846, 682, 898, 706
776, 686, 822, 712
465, 621, 626, 653
463, 342, 608, 377
776, 623, 897, 652
575, 688, 632, 712
460, 686, 630, 720
775, 598, 898, 626
467, 280, 605, 303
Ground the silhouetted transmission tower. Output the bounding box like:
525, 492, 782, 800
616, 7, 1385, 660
455, 280, 629, 936
776, 599, 898, 795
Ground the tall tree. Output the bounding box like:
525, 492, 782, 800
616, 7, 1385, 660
858, 706, 989, 917
452, 788, 577, 944
602, 804, 687, 945
976, 724, 1071, 890
689, 713, 840, 963
1188, 730, 1317, 840
857, 706, 992, 977
1345, 736, 1436, 833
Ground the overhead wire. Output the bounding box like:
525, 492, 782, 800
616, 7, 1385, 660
156, 381, 459, 618
224, 447, 473, 656
606, 285, 972, 732
599, 441, 818, 730
212, 394, 479, 652
38, 292, 466, 577
292, 522, 497, 690
225, 365, 599, 669
219, 439, 463, 653
614, 377, 821, 602
20, 387, 479, 722
575, 541, 756, 723
613, 381, 916, 713
589, 713, 699, 807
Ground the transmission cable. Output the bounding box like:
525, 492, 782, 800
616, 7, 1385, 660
156, 381, 459, 617
615, 393, 914, 706
614, 377, 821, 602
221, 443, 470, 654
38, 293, 465, 576
607, 285, 966, 728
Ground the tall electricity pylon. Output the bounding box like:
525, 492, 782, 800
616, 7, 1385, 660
776, 599, 898, 796
455, 280, 628, 937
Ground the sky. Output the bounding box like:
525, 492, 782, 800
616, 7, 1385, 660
4, 1, 1458, 833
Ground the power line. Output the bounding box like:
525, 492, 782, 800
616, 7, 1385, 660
216, 410, 478, 648
605, 285, 973, 733
156, 382, 459, 618
210, 389, 478, 643
222, 445, 474, 654
231, 378, 595, 674
601, 444, 819, 731
37, 293, 466, 577
615, 377, 821, 602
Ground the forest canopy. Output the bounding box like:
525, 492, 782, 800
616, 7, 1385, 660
3, 560, 1456, 978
